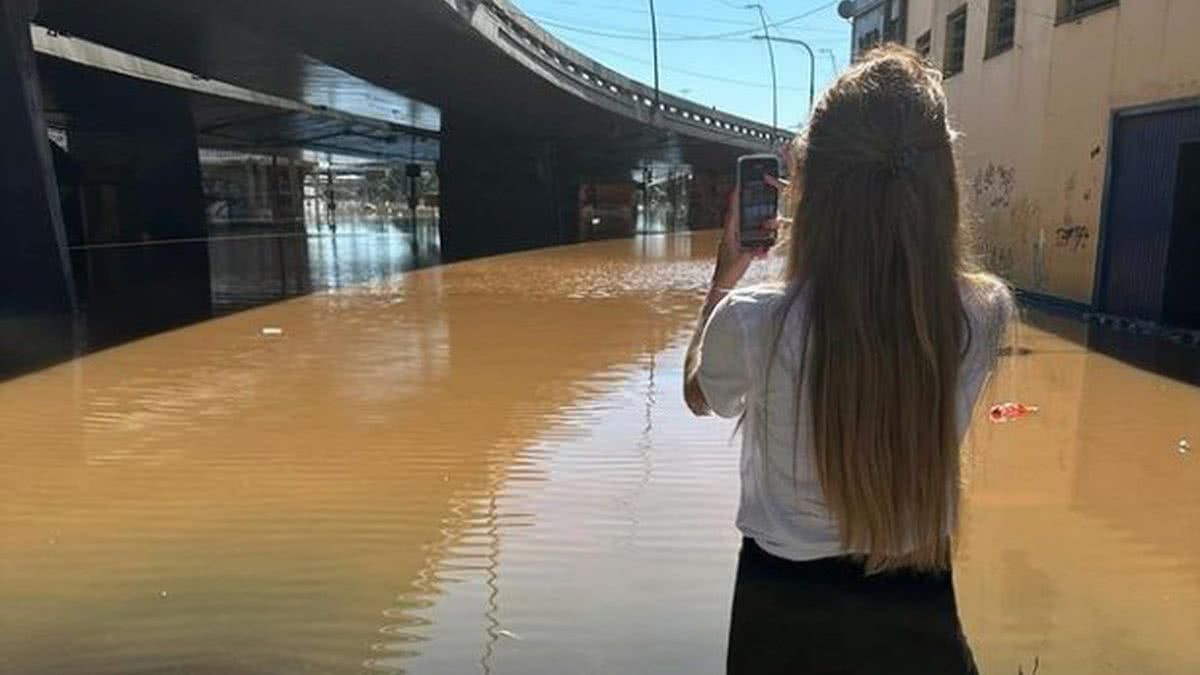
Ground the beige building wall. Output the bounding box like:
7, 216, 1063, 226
902, 0, 1200, 305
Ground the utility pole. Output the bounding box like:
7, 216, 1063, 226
648, 0, 661, 111
819, 47, 839, 75
745, 4, 778, 132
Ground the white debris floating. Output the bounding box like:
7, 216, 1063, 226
260, 327, 284, 336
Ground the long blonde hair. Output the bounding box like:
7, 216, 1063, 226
779, 45, 970, 573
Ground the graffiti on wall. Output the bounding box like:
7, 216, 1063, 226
1055, 224, 1091, 251
969, 150, 1101, 294
970, 163, 1016, 210
985, 245, 1015, 276
1056, 171, 1094, 253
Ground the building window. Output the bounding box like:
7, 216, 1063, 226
1058, 0, 1118, 20
884, 0, 908, 44
849, 0, 907, 59
915, 30, 932, 62
944, 6, 968, 77
986, 0, 1016, 57
857, 28, 882, 55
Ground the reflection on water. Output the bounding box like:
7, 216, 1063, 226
56, 218, 441, 372
1022, 310, 1200, 388
1, 232, 1197, 674
208, 219, 442, 313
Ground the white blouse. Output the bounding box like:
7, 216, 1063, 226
697, 279, 1013, 561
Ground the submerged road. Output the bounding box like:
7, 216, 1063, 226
1, 232, 1198, 674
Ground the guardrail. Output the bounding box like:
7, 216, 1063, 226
480, 0, 788, 147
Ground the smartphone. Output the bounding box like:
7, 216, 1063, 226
737, 154, 781, 250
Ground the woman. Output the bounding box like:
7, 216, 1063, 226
683, 46, 1012, 674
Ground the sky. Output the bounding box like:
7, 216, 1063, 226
510, 0, 852, 129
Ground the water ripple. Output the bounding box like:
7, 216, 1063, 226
2, 233, 1197, 674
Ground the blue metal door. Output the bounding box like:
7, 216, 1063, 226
1099, 103, 1200, 321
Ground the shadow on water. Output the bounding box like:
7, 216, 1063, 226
0, 217, 441, 382
1018, 306, 1200, 388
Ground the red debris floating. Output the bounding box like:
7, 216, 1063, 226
989, 401, 1040, 424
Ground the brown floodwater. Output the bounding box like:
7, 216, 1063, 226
2, 232, 1197, 674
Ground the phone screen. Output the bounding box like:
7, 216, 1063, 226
738, 156, 780, 249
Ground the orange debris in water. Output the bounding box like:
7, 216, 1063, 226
988, 401, 1040, 423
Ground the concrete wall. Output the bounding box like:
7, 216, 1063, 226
1, 0, 78, 377
904, 0, 1200, 305
1, 0, 75, 314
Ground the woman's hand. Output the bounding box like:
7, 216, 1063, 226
763, 174, 790, 192
768, 137, 801, 208
712, 188, 774, 291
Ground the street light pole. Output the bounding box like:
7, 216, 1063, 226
819, 47, 839, 75
648, 0, 661, 111
744, 4, 777, 132
754, 34, 815, 114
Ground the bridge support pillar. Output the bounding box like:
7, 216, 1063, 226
438, 119, 580, 261
40, 59, 213, 347
687, 170, 735, 231
45, 60, 208, 244
0, 0, 78, 376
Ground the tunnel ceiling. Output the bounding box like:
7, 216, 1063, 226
33, 29, 440, 163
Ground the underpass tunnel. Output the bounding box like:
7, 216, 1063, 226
2, 0, 755, 379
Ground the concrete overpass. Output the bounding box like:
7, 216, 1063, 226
2, 0, 781, 373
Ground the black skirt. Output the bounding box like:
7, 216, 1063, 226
727, 538, 978, 675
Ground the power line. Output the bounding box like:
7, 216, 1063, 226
531, 0, 836, 30
568, 36, 809, 91
774, 24, 850, 36
526, 0, 761, 27
671, 1, 841, 37
532, 16, 845, 46
529, 2, 839, 43
529, 12, 741, 38
531, 18, 667, 41
708, 0, 844, 32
